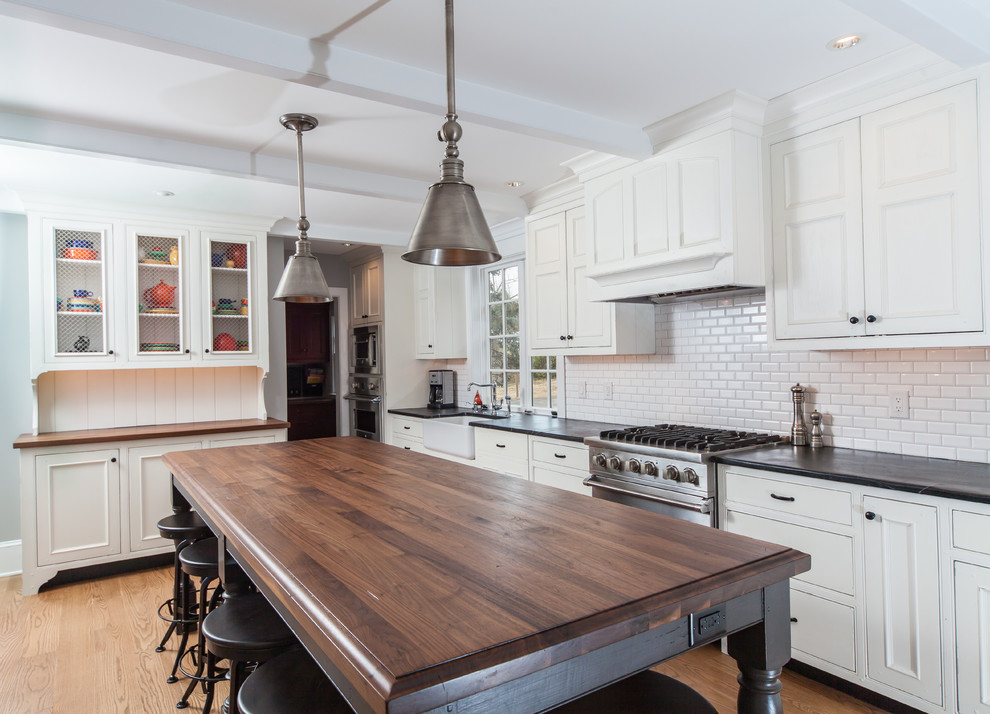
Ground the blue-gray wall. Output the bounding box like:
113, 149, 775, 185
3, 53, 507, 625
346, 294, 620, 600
0, 213, 31, 542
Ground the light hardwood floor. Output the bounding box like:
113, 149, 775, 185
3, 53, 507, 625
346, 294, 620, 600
0, 567, 888, 713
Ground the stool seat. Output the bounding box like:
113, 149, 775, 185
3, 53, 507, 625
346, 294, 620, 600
178, 537, 235, 579
237, 648, 351, 714
551, 670, 718, 713
202, 593, 297, 662
158, 511, 212, 541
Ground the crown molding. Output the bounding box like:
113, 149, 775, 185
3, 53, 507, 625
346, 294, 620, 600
644, 90, 767, 151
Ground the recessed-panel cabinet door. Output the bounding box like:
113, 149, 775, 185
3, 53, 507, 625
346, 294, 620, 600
36, 450, 120, 565
527, 213, 568, 350
770, 119, 865, 339
127, 441, 201, 552
860, 82, 982, 336
863, 495, 942, 706
956, 561, 990, 713
566, 209, 612, 348
413, 265, 436, 357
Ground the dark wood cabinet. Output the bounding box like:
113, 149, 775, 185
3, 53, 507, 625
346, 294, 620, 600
285, 302, 330, 363
287, 398, 337, 441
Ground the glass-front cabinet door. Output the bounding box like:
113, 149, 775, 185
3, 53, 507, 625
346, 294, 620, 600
130, 226, 189, 359
204, 232, 253, 358
49, 220, 113, 359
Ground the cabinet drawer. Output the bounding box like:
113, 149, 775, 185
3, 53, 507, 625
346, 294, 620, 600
790, 589, 856, 672
532, 464, 591, 496
953, 509, 990, 556
531, 438, 587, 469
725, 510, 855, 596
390, 416, 423, 439
475, 429, 528, 459
475, 452, 528, 479
392, 435, 423, 453
722, 470, 852, 526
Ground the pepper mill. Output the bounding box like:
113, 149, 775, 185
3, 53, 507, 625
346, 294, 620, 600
790, 383, 808, 446
809, 410, 824, 448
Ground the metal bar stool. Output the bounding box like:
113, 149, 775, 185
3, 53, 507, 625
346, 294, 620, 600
157, 511, 213, 684
551, 670, 719, 713
175, 537, 234, 710
237, 648, 353, 714
201, 592, 298, 714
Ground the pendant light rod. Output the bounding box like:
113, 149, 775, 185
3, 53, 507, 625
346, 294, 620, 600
445, 0, 456, 117
280, 113, 317, 238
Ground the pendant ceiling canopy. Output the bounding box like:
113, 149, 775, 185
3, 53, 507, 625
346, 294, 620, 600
402, 0, 501, 267
273, 112, 332, 303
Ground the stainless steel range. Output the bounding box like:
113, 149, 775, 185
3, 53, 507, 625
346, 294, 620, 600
584, 425, 786, 527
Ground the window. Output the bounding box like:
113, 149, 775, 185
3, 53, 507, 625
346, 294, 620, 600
485, 264, 521, 402
483, 261, 562, 412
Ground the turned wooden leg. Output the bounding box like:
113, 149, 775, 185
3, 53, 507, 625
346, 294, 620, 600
727, 581, 791, 714
736, 666, 784, 714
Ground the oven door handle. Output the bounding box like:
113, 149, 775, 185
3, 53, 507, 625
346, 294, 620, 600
343, 395, 382, 403
583, 475, 712, 514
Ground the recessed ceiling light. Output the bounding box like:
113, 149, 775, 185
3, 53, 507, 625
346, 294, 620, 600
505, 181, 524, 188
828, 35, 861, 51
156, 190, 175, 197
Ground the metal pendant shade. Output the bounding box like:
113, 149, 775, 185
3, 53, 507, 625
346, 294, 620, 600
273, 113, 332, 303
402, 0, 500, 266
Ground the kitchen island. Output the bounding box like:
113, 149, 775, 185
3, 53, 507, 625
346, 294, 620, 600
164, 437, 809, 714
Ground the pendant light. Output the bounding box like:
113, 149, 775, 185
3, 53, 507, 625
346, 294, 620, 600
402, 0, 501, 266
273, 113, 332, 303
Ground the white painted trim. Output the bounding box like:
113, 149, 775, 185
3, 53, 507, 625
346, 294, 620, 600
0, 540, 22, 576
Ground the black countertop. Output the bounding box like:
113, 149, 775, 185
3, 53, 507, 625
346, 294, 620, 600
387, 408, 628, 443
717, 445, 990, 505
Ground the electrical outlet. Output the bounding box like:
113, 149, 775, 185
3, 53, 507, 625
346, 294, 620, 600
603, 382, 613, 400
577, 380, 587, 398
890, 388, 910, 419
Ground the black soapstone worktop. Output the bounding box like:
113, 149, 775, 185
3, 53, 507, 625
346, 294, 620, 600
716, 445, 990, 505
387, 408, 629, 443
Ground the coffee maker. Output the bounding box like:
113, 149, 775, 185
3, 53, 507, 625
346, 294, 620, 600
428, 369, 455, 409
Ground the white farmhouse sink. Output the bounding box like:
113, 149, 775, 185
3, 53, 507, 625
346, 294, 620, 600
422, 416, 478, 459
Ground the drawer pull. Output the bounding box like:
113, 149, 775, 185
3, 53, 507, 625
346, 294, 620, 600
496, 443, 506, 448
790, 617, 798, 623
770, 493, 795, 502
403, 426, 411, 430
554, 453, 566, 459
865, 511, 877, 520
403, 446, 411, 450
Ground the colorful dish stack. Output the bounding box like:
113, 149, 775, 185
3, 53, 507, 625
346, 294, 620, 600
140, 342, 180, 352
61, 239, 99, 261
65, 296, 102, 312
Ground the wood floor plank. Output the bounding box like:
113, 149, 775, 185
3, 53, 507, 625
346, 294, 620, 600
1, 569, 887, 713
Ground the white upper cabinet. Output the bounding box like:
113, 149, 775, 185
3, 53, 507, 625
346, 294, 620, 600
28, 208, 270, 376
526, 206, 655, 355
769, 82, 984, 348
413, 265, 467, 359
350, 255, 383, 326
583, 127, 764, 300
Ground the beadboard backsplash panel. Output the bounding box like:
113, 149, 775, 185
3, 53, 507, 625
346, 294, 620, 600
36, 367, 263, 433
565, 294, 990, 464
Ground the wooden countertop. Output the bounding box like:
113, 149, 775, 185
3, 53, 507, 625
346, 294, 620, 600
13, 418, 289, 449
165, 437, 809, 712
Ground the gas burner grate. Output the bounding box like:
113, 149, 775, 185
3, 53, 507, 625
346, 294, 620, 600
598, 424, 783, 452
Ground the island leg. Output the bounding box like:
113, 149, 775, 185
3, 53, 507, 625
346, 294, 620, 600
727, 581, 791, 714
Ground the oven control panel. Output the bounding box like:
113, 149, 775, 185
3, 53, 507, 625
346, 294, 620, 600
588, 449, 710, 495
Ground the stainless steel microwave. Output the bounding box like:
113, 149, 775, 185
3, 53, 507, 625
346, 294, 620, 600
350, 324, 380, 374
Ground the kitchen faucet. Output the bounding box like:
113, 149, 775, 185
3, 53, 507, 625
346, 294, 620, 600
467, 382, 501, 413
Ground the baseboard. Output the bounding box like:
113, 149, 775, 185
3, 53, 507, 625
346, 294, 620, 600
785, 659, 925, 714
0, 539, 22, 576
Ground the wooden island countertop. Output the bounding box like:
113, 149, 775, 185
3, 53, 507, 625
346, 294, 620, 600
164, 437, 809, 714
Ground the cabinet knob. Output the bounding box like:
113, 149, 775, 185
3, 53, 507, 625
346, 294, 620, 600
566, 334, 573, 340
849, 316, 860, 325
184, 349, 190, 354
110, 457, 117, 463
427, 344, 432, 348
866, 314, 877, 323
790, 617, 798, 623
559, 335, 566, 341
204, 349, 210, 353
362, 314, 368, 319
865, 511, 877, 520
108, 349, 114, 355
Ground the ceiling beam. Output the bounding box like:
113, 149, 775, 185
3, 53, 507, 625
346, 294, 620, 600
0, 0, 652, 158
839, 0, 990, 67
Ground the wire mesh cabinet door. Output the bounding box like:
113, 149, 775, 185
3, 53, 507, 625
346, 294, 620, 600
202, 231, 256, 360
127, 225, 191, 361
43, 218, 117, 366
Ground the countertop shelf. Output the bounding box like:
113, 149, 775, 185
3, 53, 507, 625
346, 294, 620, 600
13, 417, 290, 449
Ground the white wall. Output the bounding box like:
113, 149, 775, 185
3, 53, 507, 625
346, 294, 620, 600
0, 213, 32, 541
565, 294, 990, 463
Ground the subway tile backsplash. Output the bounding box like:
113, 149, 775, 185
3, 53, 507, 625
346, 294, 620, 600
565, 294, 990, 464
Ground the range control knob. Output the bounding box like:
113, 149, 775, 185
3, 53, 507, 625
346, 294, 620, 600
681, 468, 700, 485
643, 461, 658, 477
593, 453, 607, 468
607, 456, 623, 471
627, 458, 641, 473
662, 465, 680, 481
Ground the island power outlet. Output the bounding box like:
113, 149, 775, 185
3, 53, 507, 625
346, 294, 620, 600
890, 388, 910, 419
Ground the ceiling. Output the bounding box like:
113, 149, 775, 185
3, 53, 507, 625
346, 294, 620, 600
1, 0, 989, 252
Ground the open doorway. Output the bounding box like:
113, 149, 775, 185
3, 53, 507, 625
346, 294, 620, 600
285, 300, 338, 440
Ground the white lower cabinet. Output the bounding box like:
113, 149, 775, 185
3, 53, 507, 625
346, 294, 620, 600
19, 426, 286, 596
863, 495, 942, 706
35, 449, 121, 566
474, 428, 529, 479
530, 437, 590, 495
719, 463, 976, 713
955, 561, 990, 713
